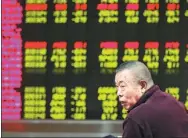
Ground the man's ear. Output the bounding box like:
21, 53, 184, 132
139, 80, 147, 90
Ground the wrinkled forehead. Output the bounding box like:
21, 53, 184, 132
115, 69, 134, 84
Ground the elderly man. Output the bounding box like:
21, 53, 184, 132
115, 61, 188, 138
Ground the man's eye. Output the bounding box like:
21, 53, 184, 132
120, 85, 125, 88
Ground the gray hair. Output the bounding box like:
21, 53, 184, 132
116, 61, 154, 86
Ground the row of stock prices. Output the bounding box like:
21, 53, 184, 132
23, 41, 187, 75
23, 0, 188, 24
2, 0, 188, 120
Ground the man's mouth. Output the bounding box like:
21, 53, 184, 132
120, 101, 126, 106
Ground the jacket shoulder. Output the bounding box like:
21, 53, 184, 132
128, 103, 150, 123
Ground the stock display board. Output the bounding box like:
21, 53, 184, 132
2, 0, 188, 120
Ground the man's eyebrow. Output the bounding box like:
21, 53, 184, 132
115, 81, 124, 85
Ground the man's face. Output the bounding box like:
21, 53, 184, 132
115, 70, 143, 110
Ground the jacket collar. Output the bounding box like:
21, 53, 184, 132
128, 85, 160, 113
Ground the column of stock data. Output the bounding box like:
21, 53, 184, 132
125, 0, 139, 23
53, 0, 67, 23
165, 87, 180, 100
98, 87, 118, 120
51, 42, 67, 74
143, 42, 159, 75
23, 86, 46, 119
71, 41, 87, 74
50, 87, 66, 119
24, 42, 47, 73
25, 0, 47, 23
97, 0, 118, 23
163, 41, 180, 74
143, 0, 159, 23
99, 42, 118, 74
70, 86, 87, 120
72, 0, 87, 23
122, 42, 139, 62
165, 0, 180, 23
2, 0, 22, 120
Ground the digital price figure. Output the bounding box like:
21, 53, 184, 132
72, 0, 87, 23
24, 41, 47, 73
185, 44, 188, 64
165, 0, 180, 23
143, 0, 159, 23
50, 87, 66, 119
51, 42, 67, 74
165, 87, 180, 100
70, 86, 87, 120
99, 41, 118, 74
122, 41, 139, 62
23, 86, 46, 119
2, 0, 23, 120
163, 41, 180, 74
185, 1, 188, 18
125, 0, 139, 23
143, 42, 159, 75
97, 0, 118, 23
25, 0, 47, 23
53, 0, 67, 23
98, 87, 118, 120
185, 89, 188, 110
71, 41, 87, 74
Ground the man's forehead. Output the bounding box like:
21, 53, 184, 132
115, 70, 133, 83
116, 69, 133, 77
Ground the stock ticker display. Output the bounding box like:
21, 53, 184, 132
2, 0, 188, 120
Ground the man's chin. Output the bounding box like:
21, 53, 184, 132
122, 104, 130, 110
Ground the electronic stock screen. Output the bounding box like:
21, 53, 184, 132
2, 0, 188, 120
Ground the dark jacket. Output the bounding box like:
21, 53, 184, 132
122, 85, 188, 138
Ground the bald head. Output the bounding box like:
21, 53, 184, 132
115, 61, 154, 88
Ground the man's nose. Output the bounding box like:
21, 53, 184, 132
117, 88, 121, 96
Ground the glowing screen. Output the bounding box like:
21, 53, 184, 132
2, 0, 188, 120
